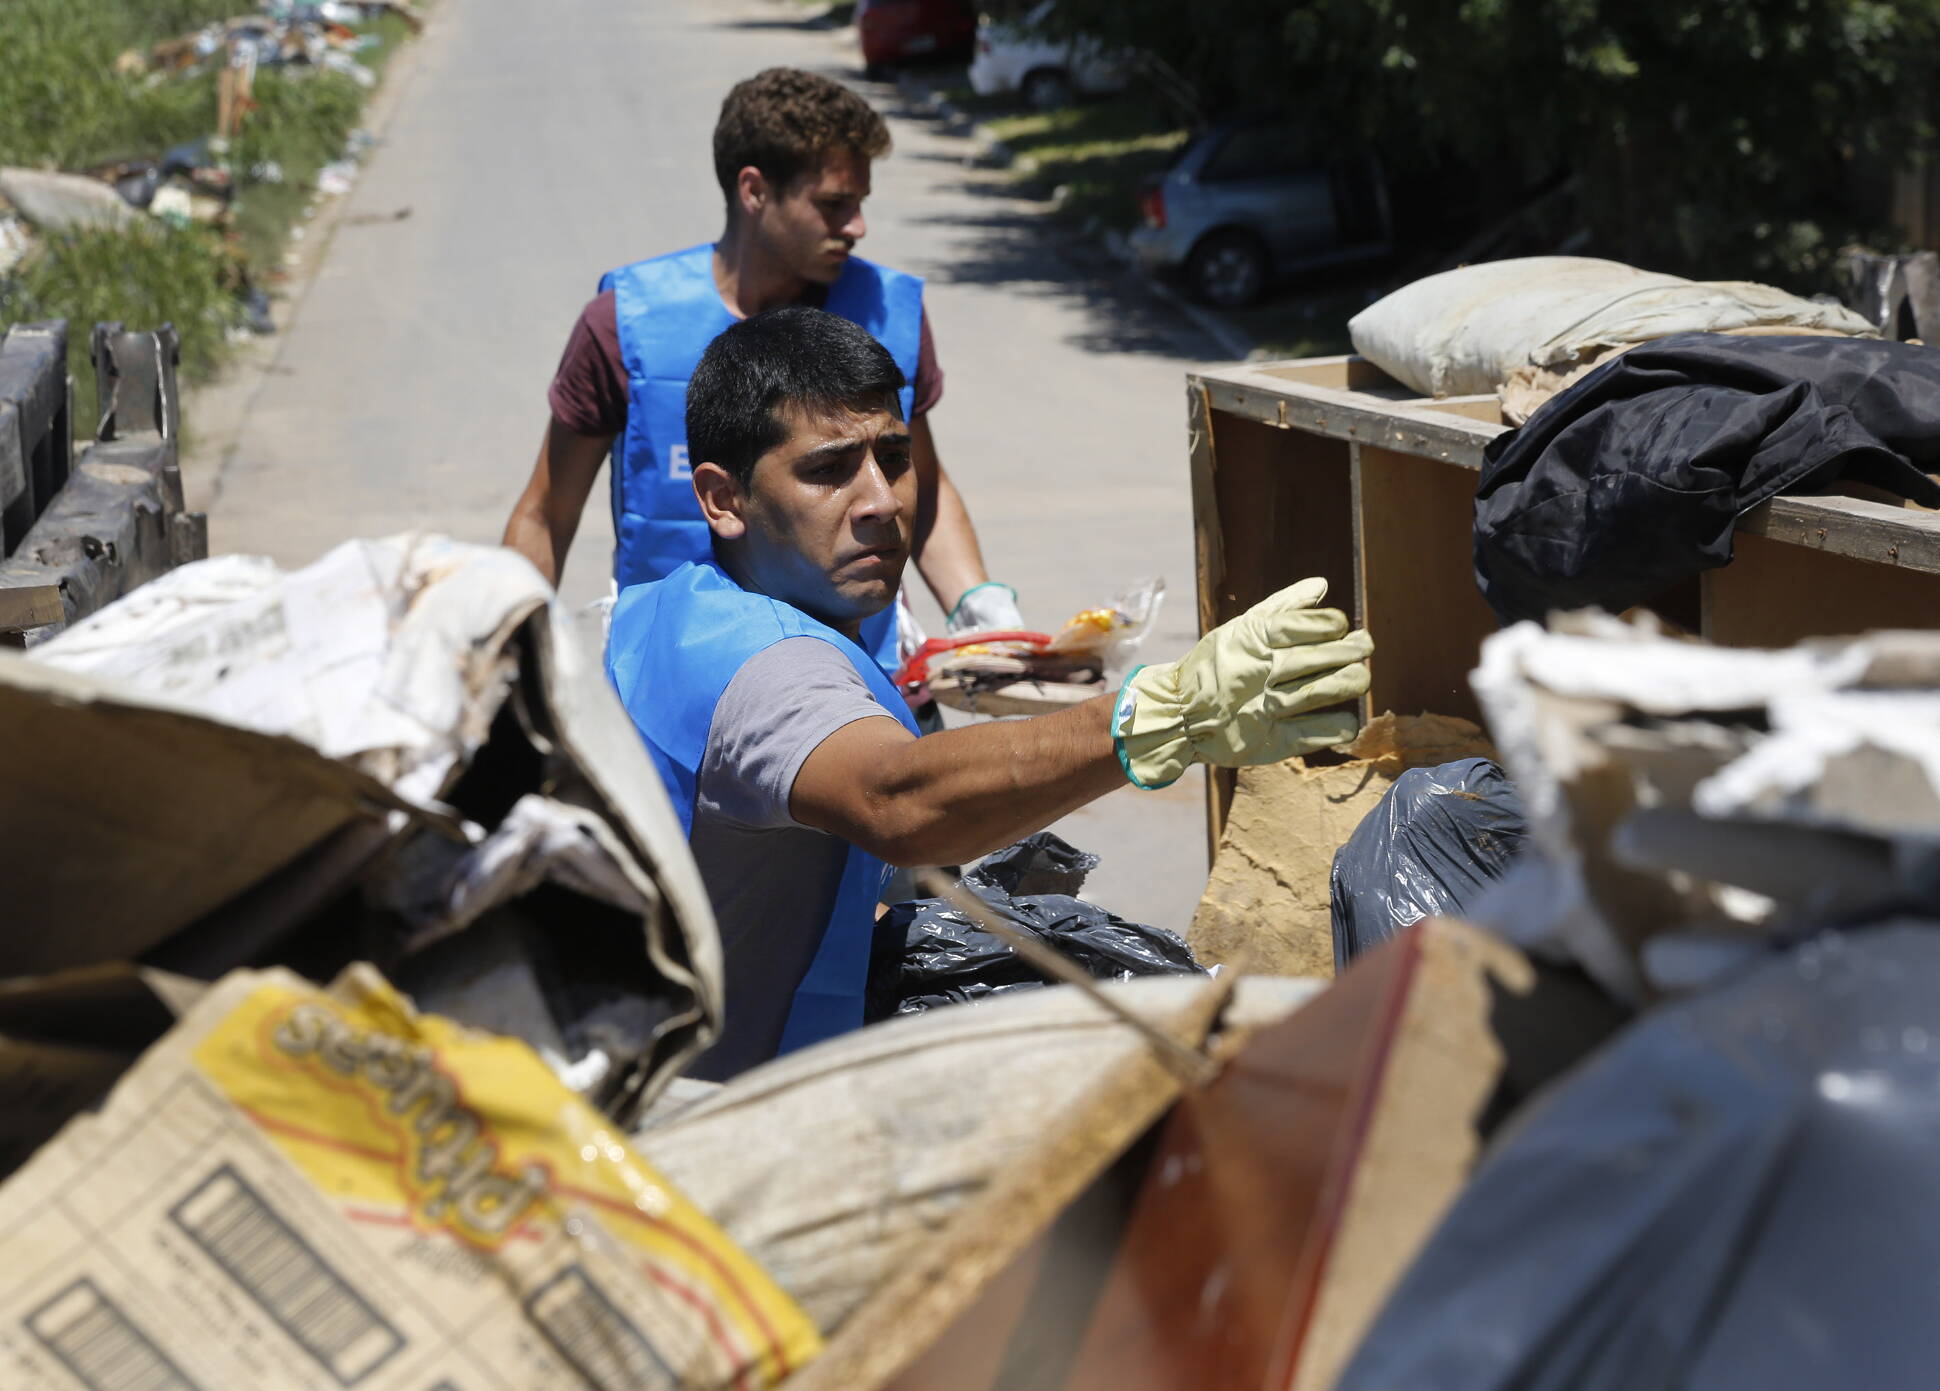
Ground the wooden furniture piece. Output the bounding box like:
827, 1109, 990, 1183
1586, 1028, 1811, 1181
1187, 354, 1940, 844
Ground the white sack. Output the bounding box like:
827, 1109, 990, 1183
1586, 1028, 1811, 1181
0, 168, 139, 234
1348, 256, 1875, 398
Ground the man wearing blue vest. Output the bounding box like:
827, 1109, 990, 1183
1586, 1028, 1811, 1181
607, 308, 1374, 1078
502, 67, 1023, 675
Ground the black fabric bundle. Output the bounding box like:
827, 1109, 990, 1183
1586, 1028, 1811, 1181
1474, 333, 1940, 623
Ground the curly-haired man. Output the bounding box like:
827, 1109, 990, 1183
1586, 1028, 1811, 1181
502, 67, 1023, 675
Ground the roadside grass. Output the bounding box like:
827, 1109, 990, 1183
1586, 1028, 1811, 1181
948, 85, 1189, 231
0, 1, 417, 432
0, 223, 239, 428
1226, 284, 1365, 362
0, 0, 238, 170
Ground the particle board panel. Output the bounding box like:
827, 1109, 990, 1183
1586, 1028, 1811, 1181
1740, 492, 1940, 575
1351, 444, 1496, 725
1703, 530, 1940, 647
1196, 403, 1357, 842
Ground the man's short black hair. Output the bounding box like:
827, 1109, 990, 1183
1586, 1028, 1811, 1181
687, 307, 906, 487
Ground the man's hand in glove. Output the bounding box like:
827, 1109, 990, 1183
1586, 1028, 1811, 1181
946, 581, 1025, 635
791, 577, 1368, 869
1112, 578, 1372, 789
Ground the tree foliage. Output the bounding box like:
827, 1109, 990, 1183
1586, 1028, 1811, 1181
1039, 0, 1940, 283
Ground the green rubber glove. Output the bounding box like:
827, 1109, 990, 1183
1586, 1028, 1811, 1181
1112, 578, 1372, 789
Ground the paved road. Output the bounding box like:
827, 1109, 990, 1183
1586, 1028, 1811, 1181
188, 0, 1231, 929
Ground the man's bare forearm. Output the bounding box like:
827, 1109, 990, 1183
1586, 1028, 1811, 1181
502, 420, 612, 587
908, 415, 989, 610
794, 696, 1125, 868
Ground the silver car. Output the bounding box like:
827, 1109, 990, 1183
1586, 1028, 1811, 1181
1129, 121, 1393, 307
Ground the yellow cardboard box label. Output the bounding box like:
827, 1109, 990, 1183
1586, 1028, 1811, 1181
193, 974, 820, 1386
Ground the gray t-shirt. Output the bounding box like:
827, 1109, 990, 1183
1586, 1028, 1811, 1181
687, 636, 899, 1079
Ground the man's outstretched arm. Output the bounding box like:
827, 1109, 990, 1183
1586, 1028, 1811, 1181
502, 419, 614, 586
791, 580, 1374, 868
907, 414, 995, 617
792, 697, 1125, 869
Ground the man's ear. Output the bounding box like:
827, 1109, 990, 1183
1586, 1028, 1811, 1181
734, 166, 767, 222
693, 461, 748, 541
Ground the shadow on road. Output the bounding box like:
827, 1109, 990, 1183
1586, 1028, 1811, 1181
906, 197, 1223, 359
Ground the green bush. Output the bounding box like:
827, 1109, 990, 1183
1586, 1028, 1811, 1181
1044, 0, 1940, 286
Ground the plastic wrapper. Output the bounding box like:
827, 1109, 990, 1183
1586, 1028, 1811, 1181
868, 832, 1204, 1017
1043, 576, 1165, 678
1329, 758, 1527, 970
1339, 922, 1940, 1391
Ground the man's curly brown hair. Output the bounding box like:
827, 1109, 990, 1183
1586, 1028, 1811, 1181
713, 68, 891, 210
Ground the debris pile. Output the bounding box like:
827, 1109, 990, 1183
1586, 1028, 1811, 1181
5, 528, 1939, 1383
0, 0, 414, 338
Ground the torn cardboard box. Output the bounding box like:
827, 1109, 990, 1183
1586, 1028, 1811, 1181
2, 534, 723, 1121
0, 965, 818, 1390
1190, 713, 1496, 976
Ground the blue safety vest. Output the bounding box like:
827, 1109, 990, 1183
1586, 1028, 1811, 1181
605, 557, 922, 1060
600, 244, 924, 672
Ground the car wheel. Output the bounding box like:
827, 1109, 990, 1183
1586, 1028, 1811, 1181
1021, 67, 1074, 111
1187, 231, 1269, 308
864, 61, 893, 81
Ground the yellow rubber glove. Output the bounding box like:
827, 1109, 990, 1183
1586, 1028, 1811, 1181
1112, 578, 1372, 789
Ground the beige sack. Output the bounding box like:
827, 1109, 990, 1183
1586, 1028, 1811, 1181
1349, 256, 1874, 398
635, 975, 1322, 1335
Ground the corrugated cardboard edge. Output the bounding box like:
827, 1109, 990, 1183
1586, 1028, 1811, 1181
1287, 919, 1535, 1391
784, 975, 1238, 1391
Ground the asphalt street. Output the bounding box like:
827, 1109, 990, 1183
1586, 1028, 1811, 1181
186, 0, 1232, 930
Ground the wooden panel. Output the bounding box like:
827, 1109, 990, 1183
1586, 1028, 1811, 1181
1201, 411, 1357, 629
1352, 444, 1497, 724
1741, 493, 1940, 576
1253, 354, 1410, 395
1704, 529, 1940, 647
1199, 406, 1357, 841
1408, 394, 1504, 425
1195, 370, 1500, 469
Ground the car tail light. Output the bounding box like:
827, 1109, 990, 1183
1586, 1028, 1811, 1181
1138, 186, 1166, 229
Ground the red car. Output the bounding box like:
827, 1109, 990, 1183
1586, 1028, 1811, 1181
858, 0, 977, 77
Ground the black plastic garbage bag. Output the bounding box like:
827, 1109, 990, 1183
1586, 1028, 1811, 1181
969, 831, 1100, 898
1330, 758, 1526, 970
869, 832, 1204, 1017
1339, 923, 1940, 1391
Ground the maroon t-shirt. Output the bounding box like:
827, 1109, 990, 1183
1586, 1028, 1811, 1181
547, 286, 944, 439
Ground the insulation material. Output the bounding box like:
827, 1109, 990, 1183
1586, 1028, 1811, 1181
1348, 256, 1874, 399
1189, 714, 1497, 977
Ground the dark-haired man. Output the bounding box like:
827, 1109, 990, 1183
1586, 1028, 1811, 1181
607, 308, 1373, 1078
504, 67, 1021, 672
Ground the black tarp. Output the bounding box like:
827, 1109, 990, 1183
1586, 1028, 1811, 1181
1340, 923, 1940, 1391
1474, 333, 1940, 623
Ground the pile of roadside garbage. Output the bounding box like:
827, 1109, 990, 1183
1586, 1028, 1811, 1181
4, 525, 1937, 1387
0, 0, 414, 329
